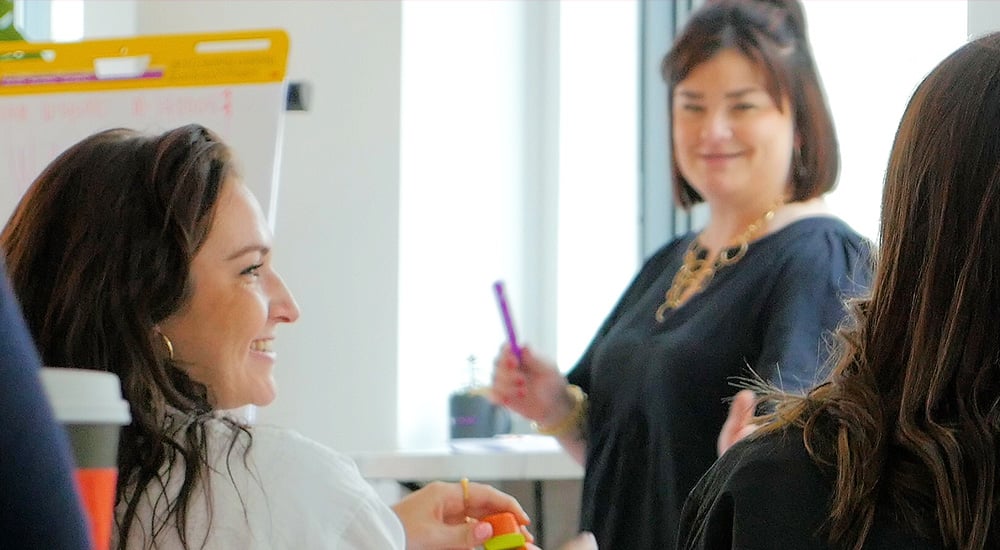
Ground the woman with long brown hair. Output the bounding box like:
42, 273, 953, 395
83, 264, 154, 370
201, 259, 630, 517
679, 31, 1000, 550
0, 124, 557, 550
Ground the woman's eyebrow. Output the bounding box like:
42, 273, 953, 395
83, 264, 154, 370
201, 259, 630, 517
226, 244, 270, 261
675, 87, 762, 100
675, 89, 703, 99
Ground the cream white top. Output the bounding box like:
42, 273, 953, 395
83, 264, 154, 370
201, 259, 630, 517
114, 419, 405, 549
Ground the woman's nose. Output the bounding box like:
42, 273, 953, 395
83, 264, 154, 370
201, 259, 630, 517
701, 110, 733, 141
270, 272, 301, 323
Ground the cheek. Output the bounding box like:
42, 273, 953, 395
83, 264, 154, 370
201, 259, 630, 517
753, 117, 794, 150
183, 291, 262, 363
762, 129, 795, 165
223, 293, 269, 347
672, 119, 698, 147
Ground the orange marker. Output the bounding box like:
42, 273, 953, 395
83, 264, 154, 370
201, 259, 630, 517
482, 512, 527, 550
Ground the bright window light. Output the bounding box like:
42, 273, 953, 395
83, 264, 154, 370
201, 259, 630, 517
51, 0, 83, 42
806, 0, 968, 242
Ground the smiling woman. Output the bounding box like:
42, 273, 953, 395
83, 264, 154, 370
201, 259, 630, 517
0, 124, 544, 550
490, 1, 874, 548
671, 49, 796, 215
156, 181, 300, 410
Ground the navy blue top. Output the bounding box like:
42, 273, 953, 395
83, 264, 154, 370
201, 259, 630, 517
567, 216, 873, 550
0, 265, 91, 549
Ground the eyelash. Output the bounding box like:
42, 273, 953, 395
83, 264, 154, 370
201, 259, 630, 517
241, 263, 264, 277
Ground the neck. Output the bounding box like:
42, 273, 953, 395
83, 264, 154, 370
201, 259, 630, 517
699, 200, 781, 252
700, 197, 831, 252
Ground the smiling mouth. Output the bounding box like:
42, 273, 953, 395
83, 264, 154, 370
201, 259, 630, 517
250, 340, 273, 353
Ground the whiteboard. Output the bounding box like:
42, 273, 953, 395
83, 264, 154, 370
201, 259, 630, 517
0, 83, 285, 227
0, 29, 288, 228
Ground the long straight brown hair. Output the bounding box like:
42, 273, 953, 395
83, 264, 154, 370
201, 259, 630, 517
759, 32, 1000, 549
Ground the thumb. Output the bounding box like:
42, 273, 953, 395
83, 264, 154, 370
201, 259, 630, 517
411, 521, 493, 549
718, 389, 756, 456
439, 520, 492, 549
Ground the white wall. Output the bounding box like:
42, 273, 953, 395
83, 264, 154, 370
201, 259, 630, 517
134, 1, 403, 453
58, 0, 1000, 455
969, 0, 1000, 38
397, 1, 532, 450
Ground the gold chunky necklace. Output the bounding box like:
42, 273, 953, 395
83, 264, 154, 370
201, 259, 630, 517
654, 205, 778, 322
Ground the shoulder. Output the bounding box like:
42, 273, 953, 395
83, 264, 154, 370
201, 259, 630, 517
769, 216, 872, 261
215, 422, 405, 547
239, 424, 370, 490
762, 217, 874, 292
610, 232, 695, 299
680, 427, 833, 549
641, 232, 695, 274
199, 420, 376, 500
716, 427, 828, 495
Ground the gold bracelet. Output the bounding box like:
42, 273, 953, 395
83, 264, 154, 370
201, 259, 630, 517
532, 384, 587, 437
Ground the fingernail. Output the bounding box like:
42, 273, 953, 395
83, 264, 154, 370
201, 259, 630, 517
473, 522, 493, 540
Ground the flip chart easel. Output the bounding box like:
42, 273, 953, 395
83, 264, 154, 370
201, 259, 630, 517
0, 29, 289, 228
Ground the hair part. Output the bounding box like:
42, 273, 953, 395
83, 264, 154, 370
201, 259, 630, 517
661, 0, 839, 208
1, 124, 252, 549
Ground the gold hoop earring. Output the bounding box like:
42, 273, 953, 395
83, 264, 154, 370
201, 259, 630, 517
157, 331, 174, 360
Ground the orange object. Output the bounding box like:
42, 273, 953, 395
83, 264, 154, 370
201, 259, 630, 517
75, 467, 118, 550
482, 512, 526, 550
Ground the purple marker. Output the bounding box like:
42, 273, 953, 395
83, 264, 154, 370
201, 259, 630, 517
493, 280, 523, 364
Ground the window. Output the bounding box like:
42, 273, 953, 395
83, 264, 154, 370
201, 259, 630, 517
397, 1, 639, 449
807, 0, 968, 242
14, 0, 85, 41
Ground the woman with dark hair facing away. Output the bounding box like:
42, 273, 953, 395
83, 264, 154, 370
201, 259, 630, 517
490, 0, 872, 548
678, 31, 1000, 550
0, 124, 566, 550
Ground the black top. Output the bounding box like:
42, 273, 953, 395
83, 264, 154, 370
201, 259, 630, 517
678, 427, 943, 549
566, 217, 873, 550
0, 265, 91, 549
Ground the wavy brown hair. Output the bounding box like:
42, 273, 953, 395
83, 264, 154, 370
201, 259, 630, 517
1, 125, 251, 549
759, 32, 1000, 549
661, 0, 838, 208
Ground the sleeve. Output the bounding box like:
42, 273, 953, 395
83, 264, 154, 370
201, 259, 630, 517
755, 231, 873, 393
260, 429, 407, 549
0, 264, 92, 549
567, 236, 690, 391
336, 491, 408, 550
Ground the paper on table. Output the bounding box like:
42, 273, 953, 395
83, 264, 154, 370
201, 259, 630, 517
449, 434, 563, 454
